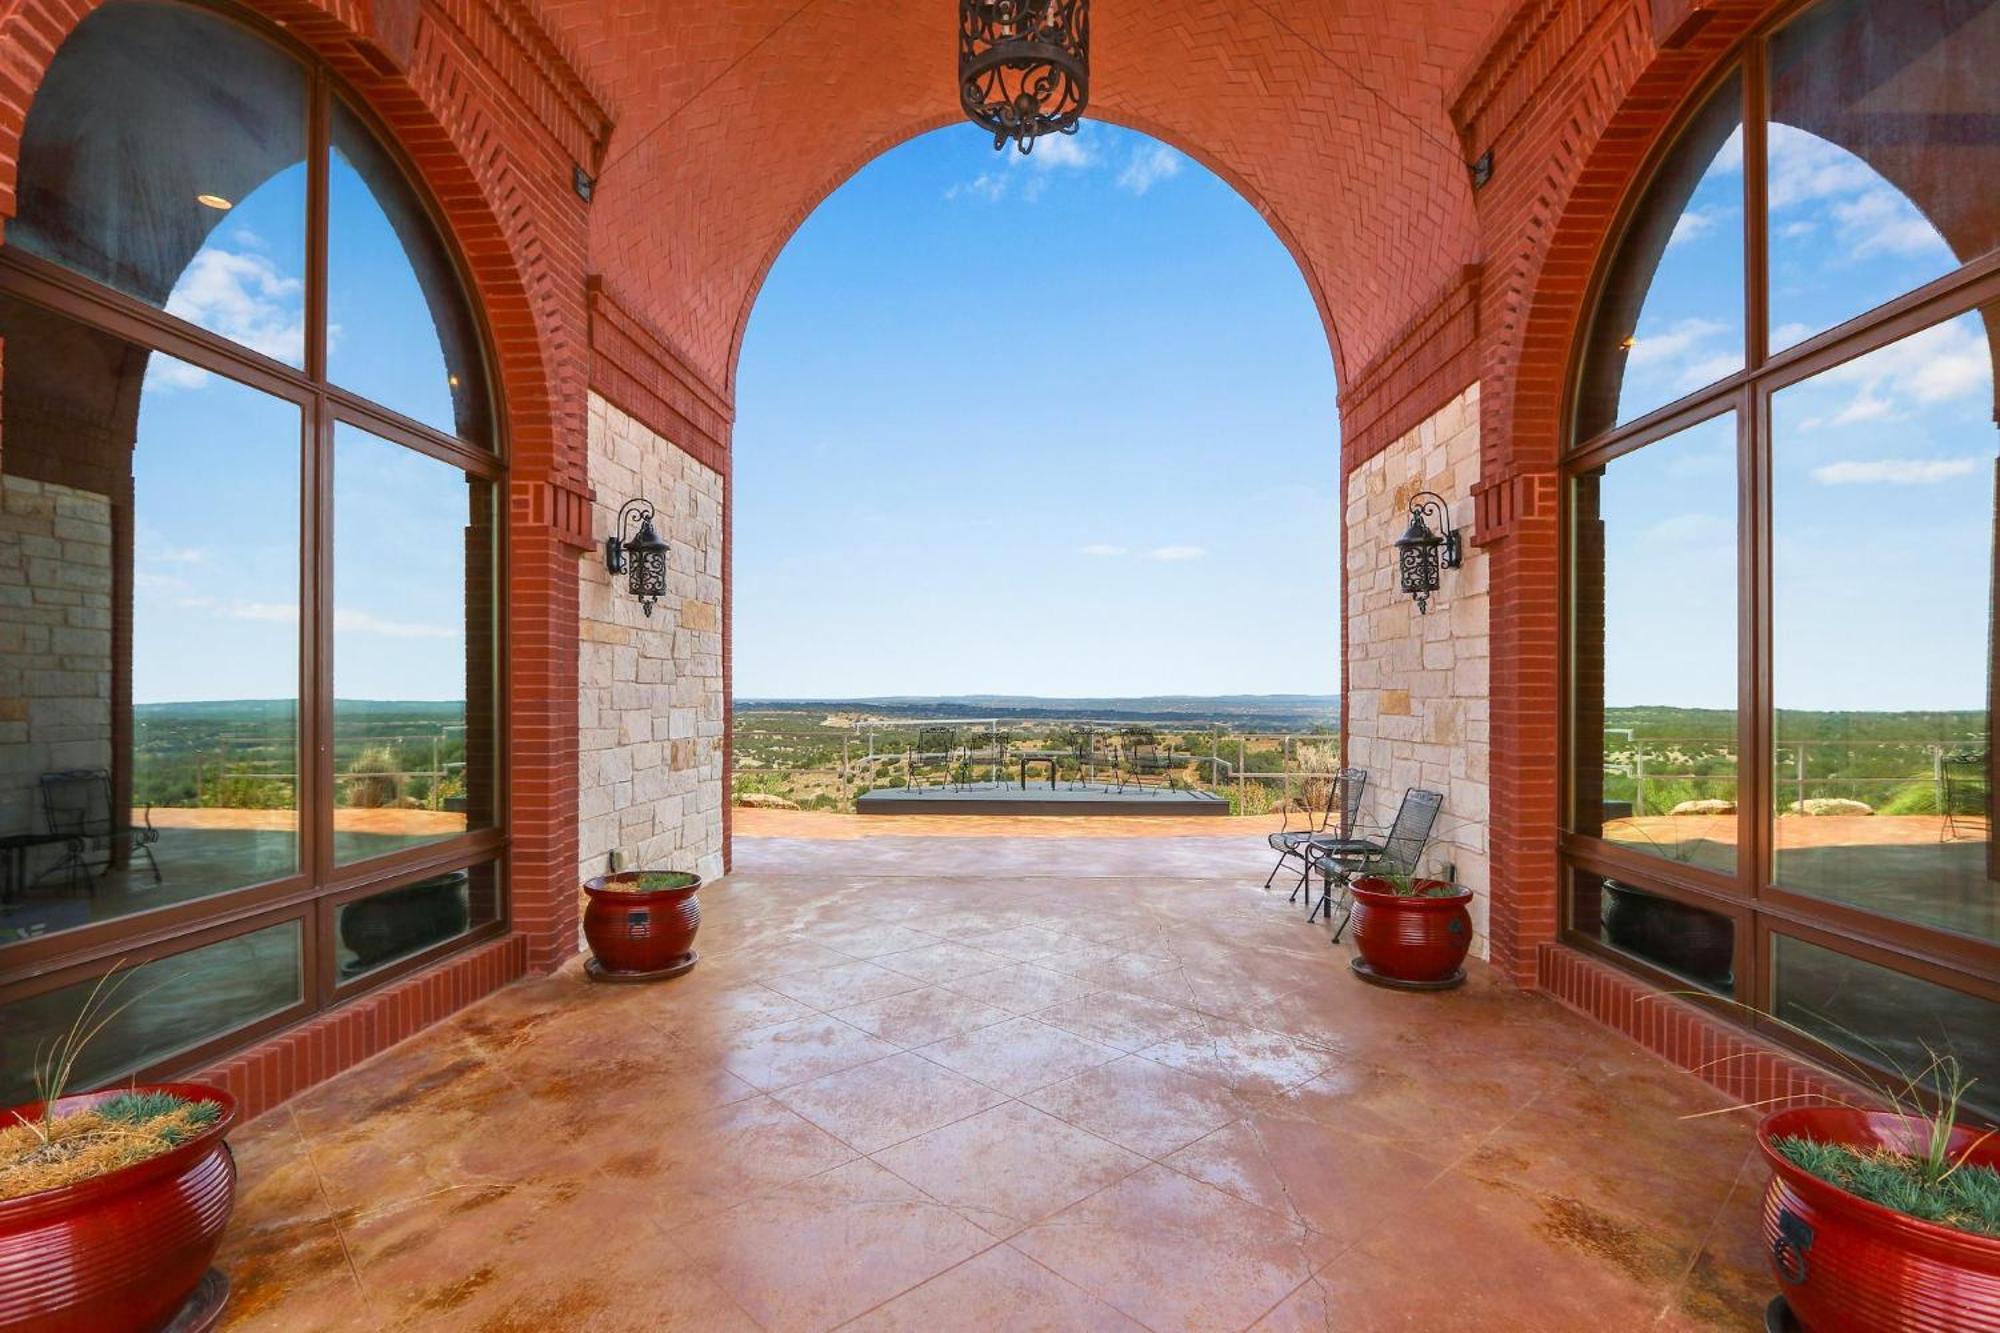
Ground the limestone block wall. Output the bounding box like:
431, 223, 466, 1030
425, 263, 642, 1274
578, 394, 725, 888
0, 475, 112, 839
1344, 383, 1491, 956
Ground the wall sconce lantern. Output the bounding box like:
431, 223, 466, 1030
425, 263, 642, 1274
1395, 491, 1462, 615
605, 499, 669, 616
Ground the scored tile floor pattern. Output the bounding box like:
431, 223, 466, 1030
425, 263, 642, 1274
217, 830, 1768, 1331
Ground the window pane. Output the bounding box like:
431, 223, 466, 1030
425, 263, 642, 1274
1767, 0, 1998, 352
327, 101, 490, 445
1571, 413, 1738, 872
1573, 871, 1735, 995
0, 297, 300, 949
1773, 934, 1998, 1120
1770, 306, 1997, 943
12, 0, 308, 365
332, 424, 495, 865
1575, 72, 1745, 441
0, 920, 301, 1106
336, 861, 499, 982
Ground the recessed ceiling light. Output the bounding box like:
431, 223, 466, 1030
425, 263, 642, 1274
1619, 334, 1637, 350
447, 373, 461, 389
196, 194, 233, 210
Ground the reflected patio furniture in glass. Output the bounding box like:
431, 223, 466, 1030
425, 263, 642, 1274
38, 767, 161, 890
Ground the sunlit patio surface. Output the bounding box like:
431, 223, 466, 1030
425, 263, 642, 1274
217, 815, 1767, 1331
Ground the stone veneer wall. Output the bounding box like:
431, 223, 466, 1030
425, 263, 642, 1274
0, 475, 112, 839
1344, 383, 1491, 956
577, 394, 725, 889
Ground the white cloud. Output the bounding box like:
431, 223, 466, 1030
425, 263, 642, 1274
1145, 545, 1207, 561
230, 602, 298, 623
1811, 458, 1981, 486
151, 247, 306, 387
1031, 132, 1094, 171
1665, 206, 1721, 249
1626, 316, 1730, 368
1766, 126, 1950, 266
946, 125, 1104, 203
1117, 143, 1182, 195
1815, 315, 1988, 408
1079, 544, 1128, 557
335, 609, 459, 639
1643, 512, 1732, 546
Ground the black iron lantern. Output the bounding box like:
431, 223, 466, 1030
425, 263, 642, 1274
605, 499, 669, 617
959, 0, 1089, 154
1395, 491, 1462, 615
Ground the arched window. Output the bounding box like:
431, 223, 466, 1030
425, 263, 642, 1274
1565, 0, 1999, 1110
0, 0, 502, 1101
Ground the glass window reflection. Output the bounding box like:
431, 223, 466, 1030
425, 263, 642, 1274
327, 102, 491, 445
0, 296, 301, 949
1575, 73, 1746, 440
336, 862, 499, 982
1770, 306, 1998, 943
1571, 412, 1739, 873
1766, 0, 1998, 351
0, 920, 300, 1105
12, 0, 308, 364
332, 424, 495, 866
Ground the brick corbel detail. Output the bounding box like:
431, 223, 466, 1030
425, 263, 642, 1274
1338, 265, 1483, 472
586, 278, 734, 475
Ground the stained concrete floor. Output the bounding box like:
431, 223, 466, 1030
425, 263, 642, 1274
216, 822, 1769, 1331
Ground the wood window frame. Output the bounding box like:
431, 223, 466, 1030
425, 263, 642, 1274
0, 0, 509, 1078
1557, 0, 2000, 1096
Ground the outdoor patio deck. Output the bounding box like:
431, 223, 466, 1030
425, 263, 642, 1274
216, 818, 1767, 1331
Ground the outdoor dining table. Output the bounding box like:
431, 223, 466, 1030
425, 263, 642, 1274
1017, 753, 1062, 789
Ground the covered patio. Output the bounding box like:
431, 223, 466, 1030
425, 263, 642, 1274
216, 818, 1764, 1331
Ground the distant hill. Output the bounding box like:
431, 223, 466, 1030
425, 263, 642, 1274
737, 694, 1340, 728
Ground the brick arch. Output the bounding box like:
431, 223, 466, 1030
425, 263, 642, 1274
558, 0, 1515, 408
1473, 0, 1789, 982
720, 107, 1356, 403
0, 0, 599, 974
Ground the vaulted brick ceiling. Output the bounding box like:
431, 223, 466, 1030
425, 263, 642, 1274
535, 0, 1514, 397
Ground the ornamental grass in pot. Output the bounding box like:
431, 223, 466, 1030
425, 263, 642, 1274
1753, 1047, 1998, 1331
1662, 993, 2000, 1332
1346, 872, 1474, 989
581, 869, 703, 982
1, 973, 239, 1333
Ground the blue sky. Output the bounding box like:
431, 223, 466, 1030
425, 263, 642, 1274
732, 123, 1342, 699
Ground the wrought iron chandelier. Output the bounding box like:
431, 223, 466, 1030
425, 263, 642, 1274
959, 0, 1089, 154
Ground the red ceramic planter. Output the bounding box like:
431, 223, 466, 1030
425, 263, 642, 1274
1347, 877, 1474, 988
0, 1082, 238, 1333
1757, 1107, 2000, 1332
582, 870, 703, 981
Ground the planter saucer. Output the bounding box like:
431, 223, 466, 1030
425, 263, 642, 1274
1762, 1296, 1801, 1333
586, 952, 697, 984
163, 1270, 230, 1333
1348, 957, 1464, 991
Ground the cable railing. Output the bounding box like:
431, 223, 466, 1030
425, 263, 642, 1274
1598, 731, 1989, 819
732, 718, 1346, 814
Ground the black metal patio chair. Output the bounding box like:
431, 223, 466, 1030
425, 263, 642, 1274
38, 767, 161, 891
909, 726, 961, 792
1114, 728, 1171, 791
1306, 786, 1442, 942
1264, 766, 1367, 896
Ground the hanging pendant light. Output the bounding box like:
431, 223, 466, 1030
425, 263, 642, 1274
959, 0, 1089, 155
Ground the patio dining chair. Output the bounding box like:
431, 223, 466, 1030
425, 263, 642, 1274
910, 726, 961, 792
1306, 786, 1442, 942
38, 767, 161, 891
1264, 766, 1367, 897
